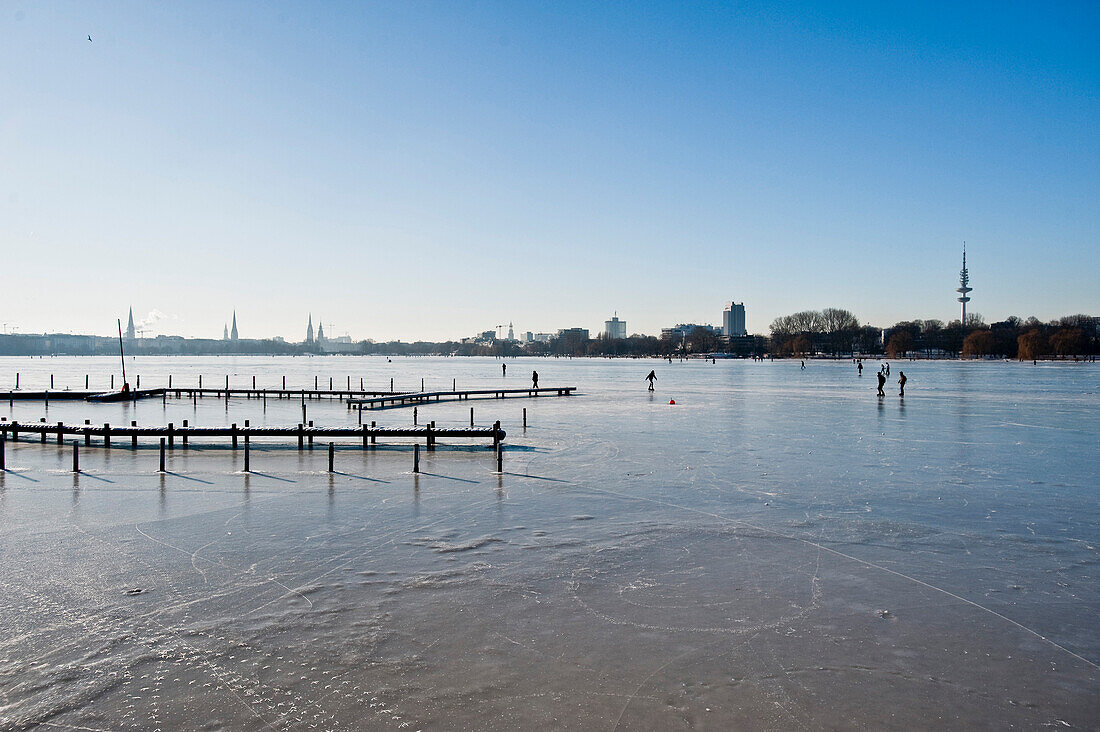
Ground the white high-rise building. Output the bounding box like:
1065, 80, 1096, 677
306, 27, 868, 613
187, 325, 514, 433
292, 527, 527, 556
604, 313, 627, 339
723, 302, 747, 337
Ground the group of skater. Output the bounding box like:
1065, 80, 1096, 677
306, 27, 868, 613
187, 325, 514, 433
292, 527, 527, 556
501, 359, 908, 398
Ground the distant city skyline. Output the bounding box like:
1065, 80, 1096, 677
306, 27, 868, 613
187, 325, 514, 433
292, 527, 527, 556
2, 3, 1097, 339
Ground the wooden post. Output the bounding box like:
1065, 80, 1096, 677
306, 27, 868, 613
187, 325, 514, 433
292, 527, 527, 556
523, 408, 527, 429
50, 374, 54, 388
225, 374, 229, 390
315, 375, 318, 390
40, 418, 46, 444
347, 376, 350, 390
493, 420, 501, 451
86, 374, 89, 388
244, 435, 250, 472
131, 421, 138, 449
168, 375, 172, 388
104, 423, 111, 448
84, 421, 91, 446
390, 377, 393, 391
302, 403, 307, 425
199, 375, 202, 389
453, 378, 456, 391
136, 375, 140, 389
168, 422, 175, 448
232, 423, 238, 449
308, 421, 314, 448
470, 407, 474, 427
362, 423, 368, 448
159, 438, 165, 472
328, 442, 335, 472
253, 376, 256, 389
282, 376, 286, 390
298, 424, 304, 450
0, 435, 5, 470
413, 443, 420, 473
72, 441, 79, 473
426, 422, 433, 451
370, 421, 376, 445
329, 377, 333, 391
360, 377, 363, 390
413, 407, 418, 426
421, 377, 425, 391
15, 373, 18, 389
55, 421, 63, 445
496, 441, 503, 473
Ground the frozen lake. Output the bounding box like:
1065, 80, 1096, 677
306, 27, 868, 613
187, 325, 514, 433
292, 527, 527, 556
1, 355, 1097, 729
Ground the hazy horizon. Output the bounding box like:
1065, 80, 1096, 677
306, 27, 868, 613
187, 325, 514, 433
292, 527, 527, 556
3, 2, 1097, 340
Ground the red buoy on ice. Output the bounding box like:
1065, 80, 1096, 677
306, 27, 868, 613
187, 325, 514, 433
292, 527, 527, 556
669, 399, 676, 405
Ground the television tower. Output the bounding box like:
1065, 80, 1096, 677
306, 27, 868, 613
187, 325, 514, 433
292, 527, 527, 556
956, 244, 972, 323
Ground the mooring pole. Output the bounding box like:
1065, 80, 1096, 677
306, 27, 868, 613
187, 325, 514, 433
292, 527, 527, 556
0, 435, 5, 470
159, 438, 166, 472
244, 435, 250, 472
413, 443, 420, 473
328, 442, 335, 472
131, 421, 138, 449
308, 421, 314, 448
72, 441, 79, 473
523, 408, 527, 429
470, 407, 474, 427
413, 407, 418, 426
370, 421, 376, 445
496, 441, 503, 473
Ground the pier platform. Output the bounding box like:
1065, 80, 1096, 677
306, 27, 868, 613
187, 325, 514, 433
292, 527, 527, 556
348, 386, 576, 410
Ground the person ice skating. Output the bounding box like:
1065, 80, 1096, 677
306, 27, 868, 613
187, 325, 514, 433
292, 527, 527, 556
898, 371, 907, 396
885, 363, 890, 376
857, 361, 863, 375
801, 360, 805, 370
502, 363, 506, 377
646, 370, 657, 391
532, 370, 539, 388
877, 371, 886, 396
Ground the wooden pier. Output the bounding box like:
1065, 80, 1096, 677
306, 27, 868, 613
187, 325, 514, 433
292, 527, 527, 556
0, 418, 504, 450
348, 386, 576, 410
1, 388, 165, 402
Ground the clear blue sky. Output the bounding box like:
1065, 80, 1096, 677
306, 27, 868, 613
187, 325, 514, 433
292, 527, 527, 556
3, 1, 1097, 340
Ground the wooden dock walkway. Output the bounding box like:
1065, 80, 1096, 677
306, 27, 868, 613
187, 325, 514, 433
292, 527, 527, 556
348, 386, 576, 409
0, 418, 505, 450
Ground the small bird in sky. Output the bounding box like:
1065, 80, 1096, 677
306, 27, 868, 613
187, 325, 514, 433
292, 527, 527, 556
87, 35, 92, 42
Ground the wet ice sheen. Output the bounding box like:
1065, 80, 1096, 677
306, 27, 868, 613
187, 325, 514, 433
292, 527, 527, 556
0, 355, 1097, 730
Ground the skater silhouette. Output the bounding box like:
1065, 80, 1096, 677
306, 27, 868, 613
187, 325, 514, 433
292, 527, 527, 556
898, 371, 907, 396
877, 371, 886, 396
532, 370, 539, 388
645, 370, 657, 391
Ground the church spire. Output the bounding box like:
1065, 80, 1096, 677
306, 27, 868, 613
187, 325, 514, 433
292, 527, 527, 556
230, 311, 238, 341
125, 307, 136, 340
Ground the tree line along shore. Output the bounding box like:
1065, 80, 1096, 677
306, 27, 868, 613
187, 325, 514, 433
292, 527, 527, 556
0, 311, 1095, 360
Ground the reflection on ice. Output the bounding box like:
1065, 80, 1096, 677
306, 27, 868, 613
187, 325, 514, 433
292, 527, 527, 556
0, 356, 1097, 729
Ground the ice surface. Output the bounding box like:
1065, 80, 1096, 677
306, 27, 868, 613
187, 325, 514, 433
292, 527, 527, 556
0, 355, 1097, 729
